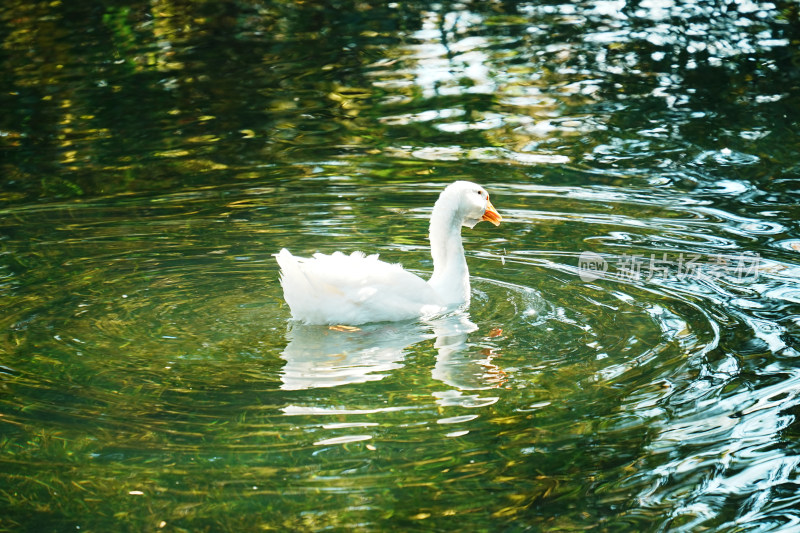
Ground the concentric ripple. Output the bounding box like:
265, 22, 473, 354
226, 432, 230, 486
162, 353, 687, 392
2, 170, 799, 530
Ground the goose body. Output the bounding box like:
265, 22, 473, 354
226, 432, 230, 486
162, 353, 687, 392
276, 181, 501, 325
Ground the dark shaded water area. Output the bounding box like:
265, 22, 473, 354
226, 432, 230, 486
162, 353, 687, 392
2, 1, 800, 531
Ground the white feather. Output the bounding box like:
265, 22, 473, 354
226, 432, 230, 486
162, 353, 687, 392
276, 181, 500, 325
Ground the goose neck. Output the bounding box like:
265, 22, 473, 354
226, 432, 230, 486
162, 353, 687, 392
428, 210, 469, 304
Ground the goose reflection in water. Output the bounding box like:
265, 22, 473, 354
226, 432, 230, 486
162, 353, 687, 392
279, 312, 506, 391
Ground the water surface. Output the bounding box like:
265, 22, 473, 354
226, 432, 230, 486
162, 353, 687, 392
2, 1, 800, 531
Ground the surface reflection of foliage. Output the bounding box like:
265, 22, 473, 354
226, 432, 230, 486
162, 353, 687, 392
2, 0, 798, 202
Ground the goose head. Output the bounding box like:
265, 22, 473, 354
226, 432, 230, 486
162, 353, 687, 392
434, 180, 502, 229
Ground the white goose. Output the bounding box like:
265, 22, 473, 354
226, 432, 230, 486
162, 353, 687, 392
276, 181, 501, 325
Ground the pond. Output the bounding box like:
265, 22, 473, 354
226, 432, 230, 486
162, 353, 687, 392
2, 0, 800, 531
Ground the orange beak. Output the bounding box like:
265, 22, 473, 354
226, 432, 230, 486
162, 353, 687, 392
481, 198, 502, 226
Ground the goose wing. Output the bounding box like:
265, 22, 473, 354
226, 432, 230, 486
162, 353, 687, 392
277, 249, 443, 325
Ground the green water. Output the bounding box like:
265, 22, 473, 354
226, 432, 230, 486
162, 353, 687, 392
2, 1, 800, 531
